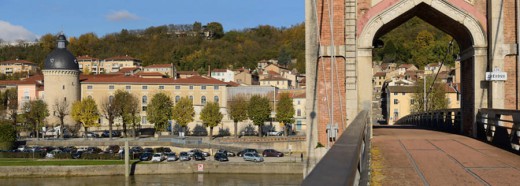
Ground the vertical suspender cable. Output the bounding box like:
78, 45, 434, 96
328, 0, 335, 148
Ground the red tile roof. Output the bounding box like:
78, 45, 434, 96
177, 71, 199, 75
174, 75, 228, 85
374, 72, 386, 77
135, 72, 165, 76
0, 59, 36, 65
226, 81, 240, 87
144, 64, 172, 68
104, 55, 140, 61
82, 74, 228, 85
77, 55, 99, 61
267, 70, 280, 76
398, 64, 414, 69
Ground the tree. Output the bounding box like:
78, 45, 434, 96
147, 92, 173, 134
228, 95, 248, 138
172, 96, 194, 137
100, 96, 118, 139
206, 22, 224, 39
52, 99, 69, 139
22, 100, 49, 139
248, 95, 271, 137
113, 90, 132, 137
125, 94, 141, 138
200, 102, 223, 139
276, 93, 295, 136
411, 77, 449, 112
277, 48, 291, 67
71, 97, 99, 137
4, 88, 18, 125
0, 121, 17, 150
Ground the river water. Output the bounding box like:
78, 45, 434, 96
0, 173, 303, 186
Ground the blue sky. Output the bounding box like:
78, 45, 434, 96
0, 0, 304, 42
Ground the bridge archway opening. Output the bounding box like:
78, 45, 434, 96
359, 1, 487, 135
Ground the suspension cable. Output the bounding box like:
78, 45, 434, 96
426, 39, 455, 99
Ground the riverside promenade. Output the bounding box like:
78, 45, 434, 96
371, 127, 520, 185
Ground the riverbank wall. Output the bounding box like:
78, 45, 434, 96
0, 162, 302, 177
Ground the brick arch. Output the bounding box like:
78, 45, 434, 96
358, 0, 486, 50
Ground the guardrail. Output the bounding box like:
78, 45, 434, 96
302, 110, 371, 186
476, 108, 520, 153
395, 109, 461, 133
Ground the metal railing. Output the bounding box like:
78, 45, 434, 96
302, 110, 371, 186
477, 108, 520, 153
395, 109, 462, 133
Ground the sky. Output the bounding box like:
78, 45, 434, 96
0, 0, 304, 42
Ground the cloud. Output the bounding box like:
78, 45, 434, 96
0, 20, 38, 42
106, 10, 140, 21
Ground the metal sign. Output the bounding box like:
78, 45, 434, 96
197, 164, 204, 171
485, 72, 507, 81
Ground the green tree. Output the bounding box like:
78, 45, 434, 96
228, 95, 248, 138
276, 93, 295, 136
71, 97, 99, 137
113, 90, 132, 137
0, 122, 17, 150
22, 100, 49, 139
100, 96, 118, 139
147, 92, 173, 134
200, 102, 223, 139
125, 94, 141, 137
206, 22, 224, 39
4, 88, 18, 125
248, 95, 271, 137
411, 77, 449, 112
172, 96, 194, 137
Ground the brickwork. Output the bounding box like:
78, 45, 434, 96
317, 0, 345, 45
317, 58, 346, 146
504, 56, 517, 109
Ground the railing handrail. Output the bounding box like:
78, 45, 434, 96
302, 110, 370, 186
477, 108, 520, 153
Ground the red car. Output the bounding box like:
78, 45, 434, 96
262, 149, 284, 157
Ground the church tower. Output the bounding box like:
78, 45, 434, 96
43, 33, 80, 126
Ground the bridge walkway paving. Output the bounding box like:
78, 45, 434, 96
371, 127, 520, 186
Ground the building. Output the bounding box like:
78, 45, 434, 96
0, 59, 38, 76
176, 71, 199, 79
260, 76, 291, 89
210, 69, 234, 82
373, 72, 386, 92
385, 86, 416, 125
102, 55, 142, 73
143, 64, 173, 77
234, 68, 253, 85
42, 33, 81, 126
77, 55, 101, 74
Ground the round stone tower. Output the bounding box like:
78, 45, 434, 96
43, 33, 80, 126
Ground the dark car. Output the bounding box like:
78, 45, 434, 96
139, 152, 153, 161
105, 145, 120, 154
237, 148, 258, 157
193, 152, 205, 161
143, 147, 154, 153
217, 149, 235, 157
131, 146, 143, 153
101, 130, 120, 138
72, 151, 83, 159
262, 149, 284, 157
86, 147, 102, 154
214, 152, 229, 162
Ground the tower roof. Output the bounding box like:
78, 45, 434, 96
43, 33, 79, 71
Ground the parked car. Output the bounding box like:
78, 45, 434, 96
217, 149, 235, 157
262, 149, 284, 157
45, 149, 63, 158
151, 153, 164, 162
243, 152, 264, 162
189, 149, 209, 157
143, 147, 154, 153
193, 151, 206, 161
83, 132, 99, 138
179, 152, 191, 161
139, 152, 153, 161
85, 147, 102, 154
237, 148, 258, 157
101, 130, 120, 138
105, 145, 120, 154
214, 152, 229, 162
131, 146, 143, 153
72, 151, 83, 159
166, 152, 178, 162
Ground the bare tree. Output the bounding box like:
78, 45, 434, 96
101, 97, 118, 139
53, 99, 69, 139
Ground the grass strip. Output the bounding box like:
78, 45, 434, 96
0, 158, 137, 166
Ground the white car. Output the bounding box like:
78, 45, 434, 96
243, 152, 264, 162
151, 153, 163, 162
166, 153, 178, 162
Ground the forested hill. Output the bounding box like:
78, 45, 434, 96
373, 17, 459, 68
0, 22, 305, 73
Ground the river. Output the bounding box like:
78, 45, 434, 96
0, 173, 303, 186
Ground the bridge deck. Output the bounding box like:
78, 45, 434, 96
371, 127, 520, 185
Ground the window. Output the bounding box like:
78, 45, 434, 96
189, 96, 193, 102
141, 116, 147, 124
175, 86, 180, 90
126, 85, 131, 90
394, 93, 398, 95
214, 86, 219, 90
214, 96, 219, 103
109, 85, 114, 90
142, 85, 148, 90
296, 120, 302, 131
87, 85, 93, 90
175, 96, 180, 103
159, 85, 164, 90
109, 96, 114, 102
142, 96, 148, 105
402, 93, 405, 95
411, 99, 415, 105
63, 85, 65, 90
189, 86, 193, 90
201, 85, 206, 90
201, 96, 207, 105
394, 99, 399, 104
297, 100, 301, 105
142, 106, 147, 112
297, 109, 301, 117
